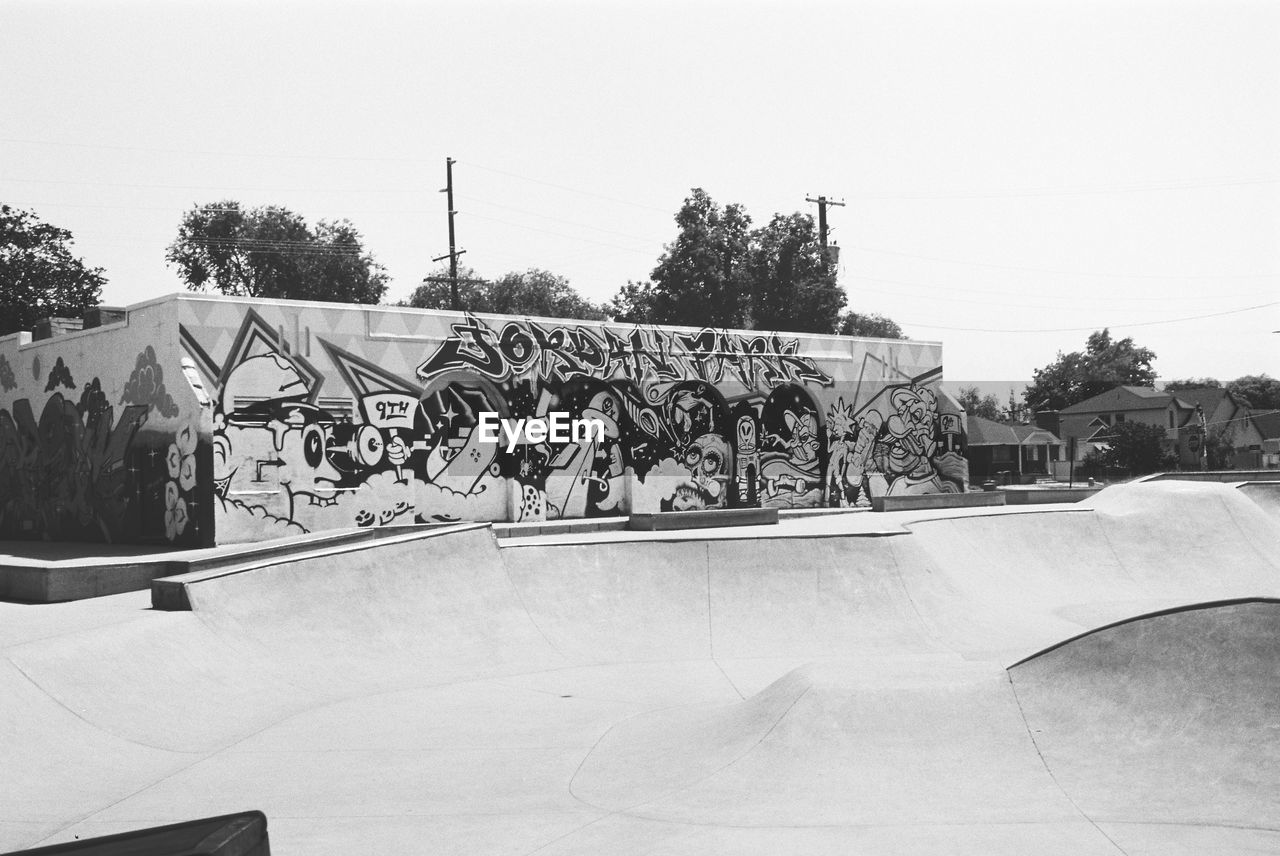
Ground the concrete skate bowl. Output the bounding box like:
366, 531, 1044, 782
1, 480, 1279, 855
1009, 599, 1280, 855
1239, 480, 1280, 521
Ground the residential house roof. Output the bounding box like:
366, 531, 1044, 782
1059, 386, 1172, 415
1252, 410, 1280, 440
966, 415, 1062, 447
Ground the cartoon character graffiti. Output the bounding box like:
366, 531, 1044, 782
665, 433, 730, 511
733, 409, 762, 506
215, 354, 345, 527
757, 386, 823, 509
834, 384, 966, 500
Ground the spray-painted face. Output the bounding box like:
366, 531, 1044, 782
783, 410, 819, 463
886, 386, 938, 461
672, 433, 730, 510
736, 415, 758, 455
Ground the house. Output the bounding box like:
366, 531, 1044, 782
1245, 409, 1280, 469
1053, 385, 1261, 468
965, 415, 1063, 484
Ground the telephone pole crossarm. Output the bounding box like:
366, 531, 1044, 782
805, 194, 846, 270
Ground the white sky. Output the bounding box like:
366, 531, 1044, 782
3, 0, 1277, 386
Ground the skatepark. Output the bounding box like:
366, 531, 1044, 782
3, 477, 1279, 855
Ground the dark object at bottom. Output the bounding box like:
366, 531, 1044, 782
4, 812, 269, 856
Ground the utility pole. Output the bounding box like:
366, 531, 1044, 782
805, 194, 845, 271
434, 156, 465, 311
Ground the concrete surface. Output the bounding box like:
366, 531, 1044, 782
2, 480, 1279, 855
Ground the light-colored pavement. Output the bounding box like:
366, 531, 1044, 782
2, 480, 1278, 855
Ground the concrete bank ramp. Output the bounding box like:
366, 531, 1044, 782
2, 480, 1278, 855
1239, 480, 1280, 521
1010, 599, 1280, 854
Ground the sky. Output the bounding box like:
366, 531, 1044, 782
2, 0, 1277, 392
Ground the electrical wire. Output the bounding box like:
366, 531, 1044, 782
847, 244, 1280, 280
899, 301, 1280, 333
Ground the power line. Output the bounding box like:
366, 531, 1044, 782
847, 244, 1280, 280
847, 175, 1280, 200
459, 161, 670, 212
462, 211, 657, 255
899, 300, 1280, 333
0, 175, 426, 194
0, 136, 429, 164
848, 271, 1275, 304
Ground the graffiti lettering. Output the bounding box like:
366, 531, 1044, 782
417, 315, 834, 391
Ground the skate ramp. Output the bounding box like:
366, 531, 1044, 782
1240, 480, 1280, 521
2, 480, 1279, 854
1010, 599, 1280, 854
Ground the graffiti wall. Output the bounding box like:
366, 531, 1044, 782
172, 296, 965, 542
0, 295, 966, 546
0, 299, 213, 546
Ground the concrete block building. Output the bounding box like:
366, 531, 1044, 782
0, 294, 967, 546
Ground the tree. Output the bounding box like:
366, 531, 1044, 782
643, 189, 752, 328
1024, 329, 1157, 411
839, 312, 904, 339
0, 205, 103, 335
1227, 374, 1280, 412
485, 269, 606, 320
1099, 421, 1168, 476
401, 264, 489, 312
403, 266, 606, 321
1163, 377, 1220, 391
957, 386, 1003, 421
746, 212, 846, 334
166, 201, 388, 304
608, 280, 658, 324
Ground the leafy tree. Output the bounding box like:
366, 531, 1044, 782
1099, 421, 1168, 475
644, 189, 752, 328
746, 212, 846, 334
1227, 374, 1280, 412
485, 269, 606, 320
1163, 377, 1220, 391
608, 280, 658, 324
1024, 329, 1157, 411
957, 386, 1003, 421
166, 201, 388, 303
402, 264, 490, 312
839, 312, 904, 339
403, 266, 605, 321
0, 205, 104, 335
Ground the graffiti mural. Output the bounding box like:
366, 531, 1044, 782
0, 295, 972, 545
0, 345, 210, 546
826, 383, 966, 507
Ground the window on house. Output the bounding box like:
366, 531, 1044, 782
1168, 410, 1174, 428
1115, 413, 1125, 423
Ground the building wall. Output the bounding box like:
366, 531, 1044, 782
0, 298, 214, 546
1, 294, 968, 545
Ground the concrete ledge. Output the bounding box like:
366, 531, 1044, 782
2, 528, 374, 603
1001, 487, 1102, 505
871, 492, 1006, 512
152, 523, 491, 611
628, 507, 779, 531
491, 518, 628, 539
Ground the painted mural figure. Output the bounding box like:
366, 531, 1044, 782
756, 387, 823, 509
837, 384, 966, 500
